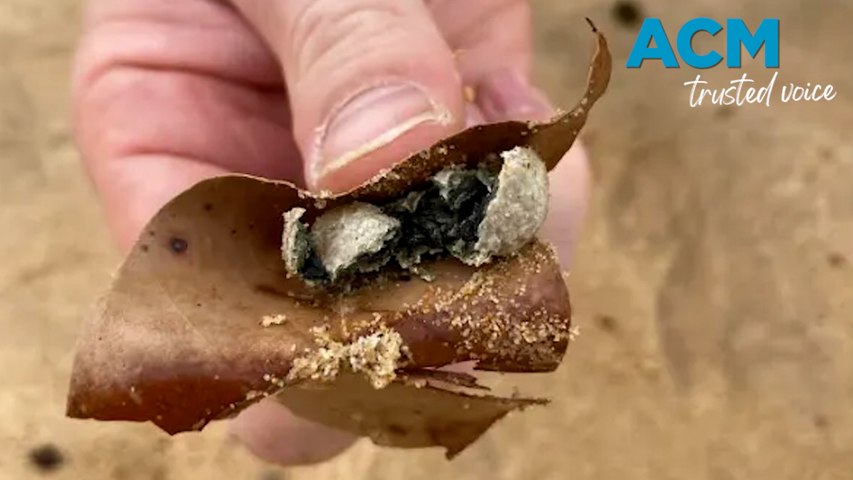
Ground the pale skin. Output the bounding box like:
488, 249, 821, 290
74, 0, 590, 465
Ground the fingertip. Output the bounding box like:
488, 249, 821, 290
230, 399, 356, 466
465, 103, 487, 128
541, 142, 591, 269
476, 68, 555, 123
88, 154, 229, 254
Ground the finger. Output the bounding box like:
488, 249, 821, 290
476, 69, 554, 123
80, 0, 282, 88
540, 143, 591, 269
231, 0, 466, 192
92, 154, 229, 252
75, 67, 297, 181
430, 0, 531, 81
429, 0, 552, 122
75, 0, 301, 249
465, 103, 487, 128
230, 399, 356, 466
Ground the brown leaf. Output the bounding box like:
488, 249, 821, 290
276, 373, 547, 459
66, 23, 611, 457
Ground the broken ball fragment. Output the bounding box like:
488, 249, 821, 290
282, 146, 549, 286
66, 23, 612, 459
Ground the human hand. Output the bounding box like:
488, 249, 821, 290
73, 0, 590, 465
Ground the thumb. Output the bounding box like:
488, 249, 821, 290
232, 0, 466, 192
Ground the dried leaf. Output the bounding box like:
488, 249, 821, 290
66, 23, 611, 457
276, 374, 546, 459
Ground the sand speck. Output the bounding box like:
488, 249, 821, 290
260, 314, 288, 327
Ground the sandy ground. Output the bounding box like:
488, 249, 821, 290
1, 0, 851, 479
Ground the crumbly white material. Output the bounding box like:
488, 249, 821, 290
311, 202, 400, 280
260, 314, 288, 327
286, 326, 405, 389
432, 168, 461, 202
470, 146, 549, 265
281, 207, 308, 276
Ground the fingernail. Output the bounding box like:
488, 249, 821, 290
478, 69, 555, 122
311, 83, 449, 186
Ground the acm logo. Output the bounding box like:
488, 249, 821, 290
626, 18, 780, 69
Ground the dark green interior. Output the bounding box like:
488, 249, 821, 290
297, 161, 501, 285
